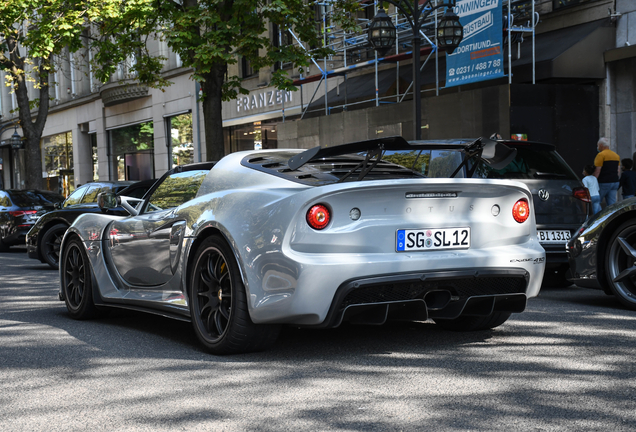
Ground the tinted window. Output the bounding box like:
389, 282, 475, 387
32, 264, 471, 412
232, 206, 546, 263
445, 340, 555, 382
145, 170, 208, 213
9, 191, 64, 207
381, 150, 430, 175
474, 148, 579, 180
81, 184, 108, 204
64, 185, 88, 207
383, 149, 463, 177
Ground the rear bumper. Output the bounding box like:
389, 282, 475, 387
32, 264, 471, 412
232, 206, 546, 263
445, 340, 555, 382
2, 227, 30, 246
316, 268, 529, 328
247, 241, 545, 326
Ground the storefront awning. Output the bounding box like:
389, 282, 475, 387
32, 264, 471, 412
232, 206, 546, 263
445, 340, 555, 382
511, 18, 615, 82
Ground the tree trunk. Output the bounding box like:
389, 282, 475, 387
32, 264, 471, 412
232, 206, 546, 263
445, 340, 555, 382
8, 41, 50, 191
200, 62, 227, 162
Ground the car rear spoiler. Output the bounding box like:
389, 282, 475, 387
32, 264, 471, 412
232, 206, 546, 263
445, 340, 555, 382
287, 136, 517, 177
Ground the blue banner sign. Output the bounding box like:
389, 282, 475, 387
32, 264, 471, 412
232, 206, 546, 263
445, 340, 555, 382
445, 0, 504, 87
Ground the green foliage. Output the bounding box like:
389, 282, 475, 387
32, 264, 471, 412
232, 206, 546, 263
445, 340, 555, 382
383, 151, 430, 174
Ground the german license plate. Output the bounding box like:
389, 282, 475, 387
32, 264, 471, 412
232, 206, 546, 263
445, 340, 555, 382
537, 230, 571, 243
396, 228, 470, 252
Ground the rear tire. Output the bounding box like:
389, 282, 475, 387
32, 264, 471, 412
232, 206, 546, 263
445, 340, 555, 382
604, 220, 636, 310
61, 236, 99, 319
41, 223, 67, 269
189, 235, 280, 355
434, 311, 511, 331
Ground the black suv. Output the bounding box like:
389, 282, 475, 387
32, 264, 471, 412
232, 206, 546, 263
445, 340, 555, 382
422, 139, 590, 286
0, 189, 64, 251
26, 180, 155, 268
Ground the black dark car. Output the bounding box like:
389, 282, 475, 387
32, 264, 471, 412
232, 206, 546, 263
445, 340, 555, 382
0, 189, 65, 251
26, 180, 155, 268
567, 197, 636, 310
422, 139, 590, 286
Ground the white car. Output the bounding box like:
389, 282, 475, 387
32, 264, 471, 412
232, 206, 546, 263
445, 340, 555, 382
59, 136, 545, 354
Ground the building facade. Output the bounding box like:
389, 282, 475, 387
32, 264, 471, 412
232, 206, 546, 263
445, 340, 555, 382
0, 0, 634, 194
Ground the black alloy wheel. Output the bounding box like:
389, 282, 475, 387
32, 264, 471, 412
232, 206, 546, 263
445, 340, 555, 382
61, 237, 99, 319
189, 235, 280, 354
605, 220, 636, 310
41, 223, 68, 269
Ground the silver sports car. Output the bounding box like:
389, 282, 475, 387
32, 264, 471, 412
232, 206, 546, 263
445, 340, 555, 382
59, 137, 546, 354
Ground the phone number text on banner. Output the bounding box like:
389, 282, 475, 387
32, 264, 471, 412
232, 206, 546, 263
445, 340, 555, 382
445, 0, 504, 87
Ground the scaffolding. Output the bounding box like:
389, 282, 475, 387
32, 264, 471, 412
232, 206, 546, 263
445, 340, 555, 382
285, 0, 539, 119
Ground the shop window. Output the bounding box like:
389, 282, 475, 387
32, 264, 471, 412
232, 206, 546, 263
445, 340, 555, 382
109, 121, 154, 181
41, 131, 74, 196
223, 121, 279, 153
167, 113, 194, 169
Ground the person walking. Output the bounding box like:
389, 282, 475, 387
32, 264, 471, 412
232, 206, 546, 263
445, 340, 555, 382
619, 158, 636, 199
583, 165, 601, 214
594, 137, 620, 207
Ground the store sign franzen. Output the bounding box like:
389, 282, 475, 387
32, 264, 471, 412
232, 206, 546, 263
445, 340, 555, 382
236, 90, 293, 113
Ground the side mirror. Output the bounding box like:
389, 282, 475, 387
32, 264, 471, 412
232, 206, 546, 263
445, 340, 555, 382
97, 192, 119, 210
99, 192, 143, 216
54, 202, 61, 209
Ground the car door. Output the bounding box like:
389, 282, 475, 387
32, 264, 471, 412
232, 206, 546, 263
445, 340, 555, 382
106, 169, 209, 287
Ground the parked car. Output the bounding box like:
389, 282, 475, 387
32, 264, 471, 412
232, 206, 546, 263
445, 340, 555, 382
567, 197, 636, 310
0, 189, 64, 251
57, 137, 545, 354
422, 139, 590, 286
26, 180, 155, 268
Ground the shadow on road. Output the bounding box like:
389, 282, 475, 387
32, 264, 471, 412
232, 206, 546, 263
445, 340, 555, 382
2, 249, 635, 430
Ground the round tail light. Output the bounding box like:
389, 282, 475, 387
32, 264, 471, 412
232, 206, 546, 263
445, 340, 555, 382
307, 204, 330, 230
512, 199, 530, 223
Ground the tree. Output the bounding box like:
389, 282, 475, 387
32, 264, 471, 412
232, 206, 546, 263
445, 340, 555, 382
0, 0, 359, 190
0, 1, 95, 189
88, 0, 360, 162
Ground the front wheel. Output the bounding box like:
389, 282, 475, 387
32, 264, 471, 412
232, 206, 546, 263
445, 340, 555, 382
61, 236, 99, 319
41, 223, 68, 269
189, 235, 280, 355
434, 311, 511, 331
604, 220, 636, 310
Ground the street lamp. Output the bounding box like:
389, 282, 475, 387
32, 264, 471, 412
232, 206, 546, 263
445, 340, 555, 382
368, 1, 463, 140
367, 8, 396, 56
8, 126, 23, 150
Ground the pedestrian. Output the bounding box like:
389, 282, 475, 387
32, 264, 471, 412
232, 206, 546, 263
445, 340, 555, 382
619, 158, 636, 199
594, 137, 620, 207
583, 164, 601, 214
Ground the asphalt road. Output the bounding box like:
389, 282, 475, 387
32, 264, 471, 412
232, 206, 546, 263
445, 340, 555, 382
1, 247, 635, 431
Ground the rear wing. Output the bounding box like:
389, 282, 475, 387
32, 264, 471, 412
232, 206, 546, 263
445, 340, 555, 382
287, 136, 517, 180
